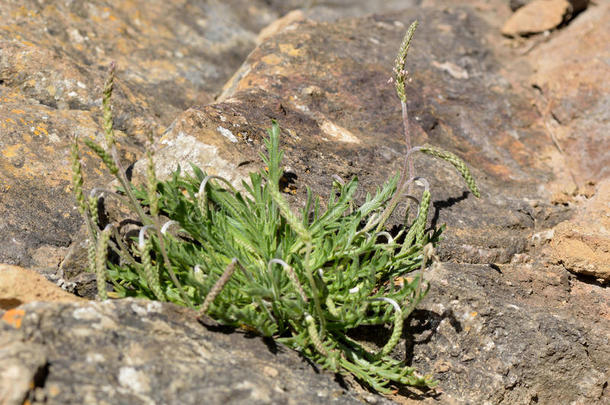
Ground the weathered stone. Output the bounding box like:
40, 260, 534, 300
0, 264, 83, 310
510, 0, 589, 12
407, 261, 609, 404
0, 332, 47, 405
502, 0, 571, 37
0, 0, 285, 268
528, 1, 610, 187
548, 180, 610, 282
3, 1, 609, 404
0, 299, 388, 405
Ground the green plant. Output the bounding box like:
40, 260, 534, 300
70, 21, 479, 394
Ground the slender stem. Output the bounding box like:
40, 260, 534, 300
400, 100, 415, 194
362, 99, 418, 234
108, 144, 192, 307
199, 258, 237, 315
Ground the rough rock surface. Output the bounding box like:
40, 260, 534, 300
0, 264, 83, 310
528, 1, 609, 186
0, 332, 47, 405
407, 262, 609, 404
1, 0, 609, 404
502, 0, 572, 37
0, 299, 385, 405
548, 180, 610, 282
0, 0, 284, 268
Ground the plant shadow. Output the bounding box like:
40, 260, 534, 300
430, 190, 470, 229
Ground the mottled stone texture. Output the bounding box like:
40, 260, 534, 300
407, 262, 608, 404
0, 300, 383, 405
0, 0, 281, 267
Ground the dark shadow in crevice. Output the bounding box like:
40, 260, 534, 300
489, 263, 503, 274
197, 315, 238, 334
403, 308, 462, 364
333, 373, 351, 391
25, 362, 49, 403
394, 384, 442, 401
0, 298, 23, 310
33, 362, 49, 388
260, 336, 280, 354
125, 162, 135, 182
570, 271, 606, 288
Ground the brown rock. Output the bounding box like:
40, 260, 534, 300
510, 0, 589, 12
411, 261, 609, 404
549, 180, 610, 282
502, 0, 571, 37
0, 264, 83, 309
529, 1, 610, 188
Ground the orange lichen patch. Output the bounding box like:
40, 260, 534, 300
261, 53, 283, 66
481, 161, 513, 182
278, 43, 304, 58
1, 308, 25, 329
10, 109, 25, 114
1, 144, 22, 159
33, 124, 48, 136
14, 5, 37, 18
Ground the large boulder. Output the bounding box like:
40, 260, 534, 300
1, 299, 382, 405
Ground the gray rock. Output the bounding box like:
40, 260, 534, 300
406, 262, 609, 404
1, 1, 608, 404
0, 333, 47, 405
0, 299, 388, 405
